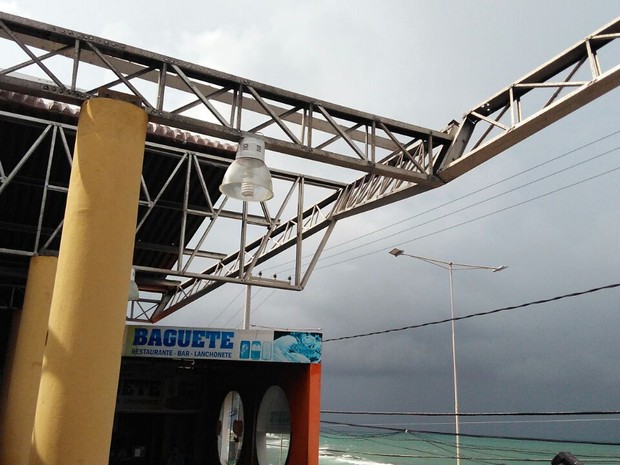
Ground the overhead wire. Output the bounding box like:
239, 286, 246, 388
319, 422, 620, 463
318, 280, 620, 459
320, 419, 620, 447
320, 417, 620, 432
311, 143, 620, 460
313, 162, 620, 272
321, 409, 620, 417
207, 285, 245, 327
263, 130, 620, 276
211, 130, 620, 328
323, 282, 620, 342
218, 286, 278, 328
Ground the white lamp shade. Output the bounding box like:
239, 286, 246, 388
219, 157, 274, 201
219, 136, 273, 202
128, 267, 139, 301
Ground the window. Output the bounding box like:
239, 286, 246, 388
217, 391, 244, 465
255, 385, 290, 465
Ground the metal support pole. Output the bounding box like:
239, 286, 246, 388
243, 284, 251, 330
448, 264, 461, 465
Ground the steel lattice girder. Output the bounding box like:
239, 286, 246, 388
438, 17, 620, 180
0, 11, 452, 185
0, 12, 619, 321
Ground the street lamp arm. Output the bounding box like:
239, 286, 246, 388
401, 253, 452, 270
389, 248, 507, 273
451, 263, 508, 273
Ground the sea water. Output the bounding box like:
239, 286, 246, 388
319, 431, 620, 465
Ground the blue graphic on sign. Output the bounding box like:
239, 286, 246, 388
239, 341, 250, 359
261, 341, 272, 360
272, 332, 322, 362
251, 341, 261, 360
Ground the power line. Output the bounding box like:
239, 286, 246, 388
320, 419, 620, 447
323, 417, 620, 429
319, 426, 620, 463
320, 129, 620, 254
323, 282, 620, 342
218, 286, 277, 328
315, 164, 620, 272
213, 132, 620, 325
316, 141, 620, 265
321, 409, 620, 417
264, 131, 620, 276
207, 286, 245, 327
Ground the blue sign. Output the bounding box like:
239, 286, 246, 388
123, 325, 322, 364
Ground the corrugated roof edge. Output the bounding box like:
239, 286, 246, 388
0, 90, 237, 153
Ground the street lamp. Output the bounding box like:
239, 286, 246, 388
389, 248, 507, 465
128, 267, 139, 301
219, 136, 273, 328
219, 136, 274, 202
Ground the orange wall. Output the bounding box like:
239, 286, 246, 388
285, 363, 322, 465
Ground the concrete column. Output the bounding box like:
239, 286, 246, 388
0, 255, 57, 465
29, 98, 147, 465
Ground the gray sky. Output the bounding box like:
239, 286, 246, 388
6, 0, 620, 442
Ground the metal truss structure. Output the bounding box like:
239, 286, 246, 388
0, 12, 618, 322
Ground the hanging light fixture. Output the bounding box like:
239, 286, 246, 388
128, 267, 139, 301
219, 136, 273, 202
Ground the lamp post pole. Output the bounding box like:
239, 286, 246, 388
389, 248, 506, 465
447, 261, 460, 465
243, 284, 252, 330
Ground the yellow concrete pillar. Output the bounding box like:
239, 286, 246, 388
0, 255, 57, 465
29, 98, 147, 465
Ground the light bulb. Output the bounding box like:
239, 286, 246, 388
240, 177, 254, 198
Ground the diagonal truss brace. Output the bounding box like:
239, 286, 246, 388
148, 16, 620, 322
0, 13, 619, 322
438, 17, 620, 180
0, 11, 451, 185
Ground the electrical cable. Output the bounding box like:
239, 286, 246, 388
321, 418, 620, 462
314, 164, 620, 272
320, 419, 620, 447
207, 286, 245, 327
211, 131, 620, 323
315, 145, 620, 265
262, 131, 620, 276
241, 161, 618, 325
321, 409, 620, 417
323, 282, 620, 342
218, 286, 277, 328
319, 426, 620, 464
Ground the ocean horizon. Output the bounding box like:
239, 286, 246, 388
318, 430, 620, 465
